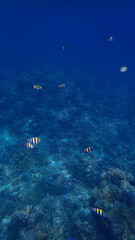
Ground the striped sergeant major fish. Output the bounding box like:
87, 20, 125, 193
25, 143, 34, 149
120, 66, 127, 72
33, 85, 43, 90
90, 208, 106, 217
59, 84, 65, 88
82, 147, 93, 153
27, 137, 42, 144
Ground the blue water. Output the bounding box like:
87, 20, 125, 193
0, 1, 135, 240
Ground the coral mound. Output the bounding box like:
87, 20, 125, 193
92, 168, 135, 240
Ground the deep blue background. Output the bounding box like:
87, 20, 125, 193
0, 0, 135, 81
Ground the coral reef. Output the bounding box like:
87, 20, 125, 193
92, 168, 135, 240
6, 205, 43, 240
0, 67, 135, 239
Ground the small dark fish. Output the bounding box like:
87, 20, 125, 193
82, 147, 93, 153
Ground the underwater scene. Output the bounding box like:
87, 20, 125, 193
0, 1, 135, 240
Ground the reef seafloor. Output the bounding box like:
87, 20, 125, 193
0, 67, 135, 240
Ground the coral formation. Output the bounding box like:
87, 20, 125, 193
0, 68, 135, 239
92, 168, 135, 240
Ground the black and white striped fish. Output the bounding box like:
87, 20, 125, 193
82, 147, 93, 153
90, 208, 107, 217
25, 143, 34, 149
27, 137, 42, 144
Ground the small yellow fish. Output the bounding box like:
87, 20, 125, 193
59, 84, 65, 88
82, 147, 93, 153
25, 143, 34, 148
27, 137, 42, 144
108, 36, 113, 42
33, 85, 43, 90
